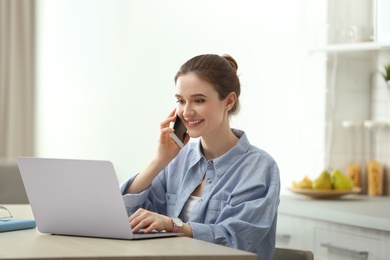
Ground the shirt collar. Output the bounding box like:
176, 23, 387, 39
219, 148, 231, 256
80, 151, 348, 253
188, 129, 251, 177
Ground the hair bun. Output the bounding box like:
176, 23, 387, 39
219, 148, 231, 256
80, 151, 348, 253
221, 54, 238, 71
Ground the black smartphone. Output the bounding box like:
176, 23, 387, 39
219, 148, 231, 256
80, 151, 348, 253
170, 115, 187, 148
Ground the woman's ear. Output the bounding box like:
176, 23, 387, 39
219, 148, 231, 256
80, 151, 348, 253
225, 92, 237, 112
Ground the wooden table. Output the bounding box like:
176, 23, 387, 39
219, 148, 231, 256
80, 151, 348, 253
0, 205, 257, 260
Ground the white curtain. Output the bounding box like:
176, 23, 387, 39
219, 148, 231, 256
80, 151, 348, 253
0, 0, 35, 158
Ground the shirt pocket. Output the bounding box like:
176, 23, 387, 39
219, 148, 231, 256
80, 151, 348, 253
166, 193, 177, 217
204, 199, 226, 223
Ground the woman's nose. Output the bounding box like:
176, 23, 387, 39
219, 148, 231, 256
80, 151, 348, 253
183, 103, 194, 117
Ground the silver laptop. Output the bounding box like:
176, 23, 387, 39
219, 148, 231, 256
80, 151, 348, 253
17, 157, 181, 240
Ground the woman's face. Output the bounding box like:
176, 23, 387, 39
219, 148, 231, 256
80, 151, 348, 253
175, 73, 230, 139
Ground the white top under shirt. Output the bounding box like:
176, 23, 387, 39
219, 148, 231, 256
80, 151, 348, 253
182, 195, 200, 222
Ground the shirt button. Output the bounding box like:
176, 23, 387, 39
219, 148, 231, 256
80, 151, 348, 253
198, 198, 203, 202
207, 178, 212, 183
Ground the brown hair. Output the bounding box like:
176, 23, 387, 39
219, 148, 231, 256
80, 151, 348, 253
174, 54, 240, 115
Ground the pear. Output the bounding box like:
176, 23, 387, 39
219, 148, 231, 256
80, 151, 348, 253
312, 170, 332, 189
331, 169, 353, 190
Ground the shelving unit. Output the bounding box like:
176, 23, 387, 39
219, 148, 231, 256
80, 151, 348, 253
308, 0, 390, 178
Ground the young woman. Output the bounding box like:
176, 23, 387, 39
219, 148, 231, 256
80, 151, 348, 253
121, 54, 280, 260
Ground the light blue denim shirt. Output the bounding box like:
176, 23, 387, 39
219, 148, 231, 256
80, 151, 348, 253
121, 129, 280, 260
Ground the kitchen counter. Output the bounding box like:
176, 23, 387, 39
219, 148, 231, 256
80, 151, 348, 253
279, 193, 390, 232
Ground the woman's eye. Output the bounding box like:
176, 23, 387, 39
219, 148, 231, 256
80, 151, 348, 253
176, 99, 185, 104
195, 99, 205, 104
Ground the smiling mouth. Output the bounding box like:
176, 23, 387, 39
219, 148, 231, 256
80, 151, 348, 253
186, 119, 204, 127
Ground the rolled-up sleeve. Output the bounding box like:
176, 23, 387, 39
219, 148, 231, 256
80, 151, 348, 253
120, 171, 169, 216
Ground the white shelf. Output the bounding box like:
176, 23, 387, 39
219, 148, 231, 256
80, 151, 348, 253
341, 120, 390, 129
309, 42, 390, 54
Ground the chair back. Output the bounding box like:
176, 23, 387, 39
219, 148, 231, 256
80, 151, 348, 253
0, 159, 29, 204
273, 247, 314, 260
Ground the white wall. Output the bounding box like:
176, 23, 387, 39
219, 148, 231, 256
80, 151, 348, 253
35, 0, 326, 189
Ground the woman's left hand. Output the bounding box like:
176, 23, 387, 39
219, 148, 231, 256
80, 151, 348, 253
129, 208, 172, 234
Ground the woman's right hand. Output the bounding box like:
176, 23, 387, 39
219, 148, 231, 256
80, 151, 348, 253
125, 109, 189, 194
154, 109, 189, 166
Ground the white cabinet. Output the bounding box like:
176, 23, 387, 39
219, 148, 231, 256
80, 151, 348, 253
276, 213, 390, 260
276, 214, 314, 250
314, 227, 389, 260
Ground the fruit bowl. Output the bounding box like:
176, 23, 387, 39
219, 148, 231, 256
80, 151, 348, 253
288, 187, 361, 199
